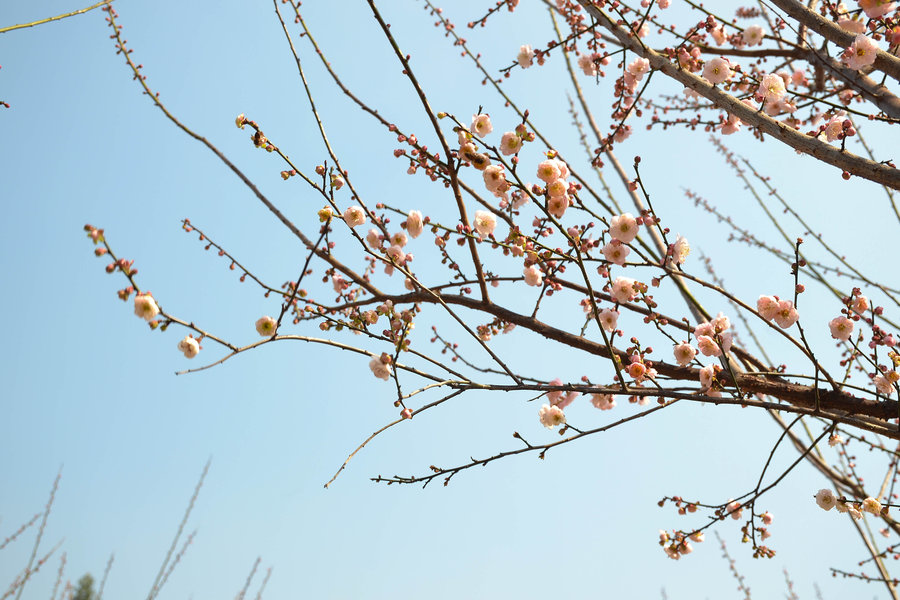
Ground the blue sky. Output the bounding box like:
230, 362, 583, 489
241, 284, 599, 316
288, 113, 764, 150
2, 1, 898, 598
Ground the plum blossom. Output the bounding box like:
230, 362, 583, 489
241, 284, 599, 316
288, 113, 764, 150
702, 57, 733, 84
626, 57, 651, 80
590, 393, 616, 410
673, 342, 697, 366
862, 497, 883, 515
547, 379, 577, 410
742, 25, 765, 46
539, 404, 566, 429
536, 159, 562, 183
851, 294, 869, 314
343, 206, 367, 228
697, 335, 722, 357
134, 293, 160, 321
255, 315, 276, 337
406, 210, 424, 239
757, 295, 780, 321
602, 240, 630, 266
611, 277, 637, 304
609, 213, 639, 243
517, 44, 534, 68
816, 489, 837, 511
773, 300, 799, 329
500, 131, 523, 155
598, 308, 619, 332
471, 113, 493, 138
369, 356, 392, 381
548, 195, 569, 218
366, 229, 382, 249
699, 364, 722, 390
859, 0, 897, 19
177, 335, 200, 359
829, 433, 844, 447
843, 34, 879, 70
524, 264, 544, 287
482, 165, 509, 198
758, 73, 786, 104
725, 500, 743, 520
874, 373, 896, 395
578, 54, 598, 77
670, 236, 690, 265
473, 210, 497, 237
829, 316, 854, 341
761, 511, 774, 525
390, 231, 408, 248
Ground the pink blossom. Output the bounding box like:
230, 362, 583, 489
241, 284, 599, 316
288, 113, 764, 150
823, 115, 847, 142
761, 511, 774, 525
626, 57, 651, 80
702, 57, 733, 84
578, 54, 598, 77
473, 210, 497, 237
517, 44, 534, 68
500, 131, 523, 155
697, 335, 722, 357
758, 73, 786, 104
406, 210, 424, 239
611, 277, 637, 304
862, 497, 883, 515
133, 293, 160, 321
670, 235, 690, 265
546, 179, 568, 198
816, 489, 836, 511
712, 313, 731, 333
859, 0, 897, 19
366, 228, 382, 249
391, 231, 408, 248
699, 364, 721, 390
874, 373, 894, 395
851, 294, 869, 314
598, 308, 619, 332
725, 500, 743, 520
829, 316, 854, 341
369, 356, 392, 381
331, 174, 345, 190
839, 17, 866, 34
590, 393, 616, 410
539, 404, 566, 429
742, 25, 765, 47
602, 240, 630, 266
773, 299, 799, 329
536, 159, 562, 183
828, 433, 844, 447
711, 26, 727, 46
385, 244, 406, 265
694, 321, 714, 337
177, 335, 200, 359
255, 315, 276, 337
332, 274, 348, 293
483, 165, 508, 194
524, 264, 544, 287
843, 34, 879, 70
547, 195, 569, 219
673, 342, 697, 366
471, 113, 493, 138
609, 213, 639, 243
757, 295, 780, 321
343, 205, 367, 228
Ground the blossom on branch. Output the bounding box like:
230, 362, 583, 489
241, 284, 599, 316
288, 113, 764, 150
133, 293, 160, 321
255, 315, 276, 337
177, 335, 200, 359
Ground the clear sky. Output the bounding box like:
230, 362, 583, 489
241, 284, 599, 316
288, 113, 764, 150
2, 1, 898, 598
